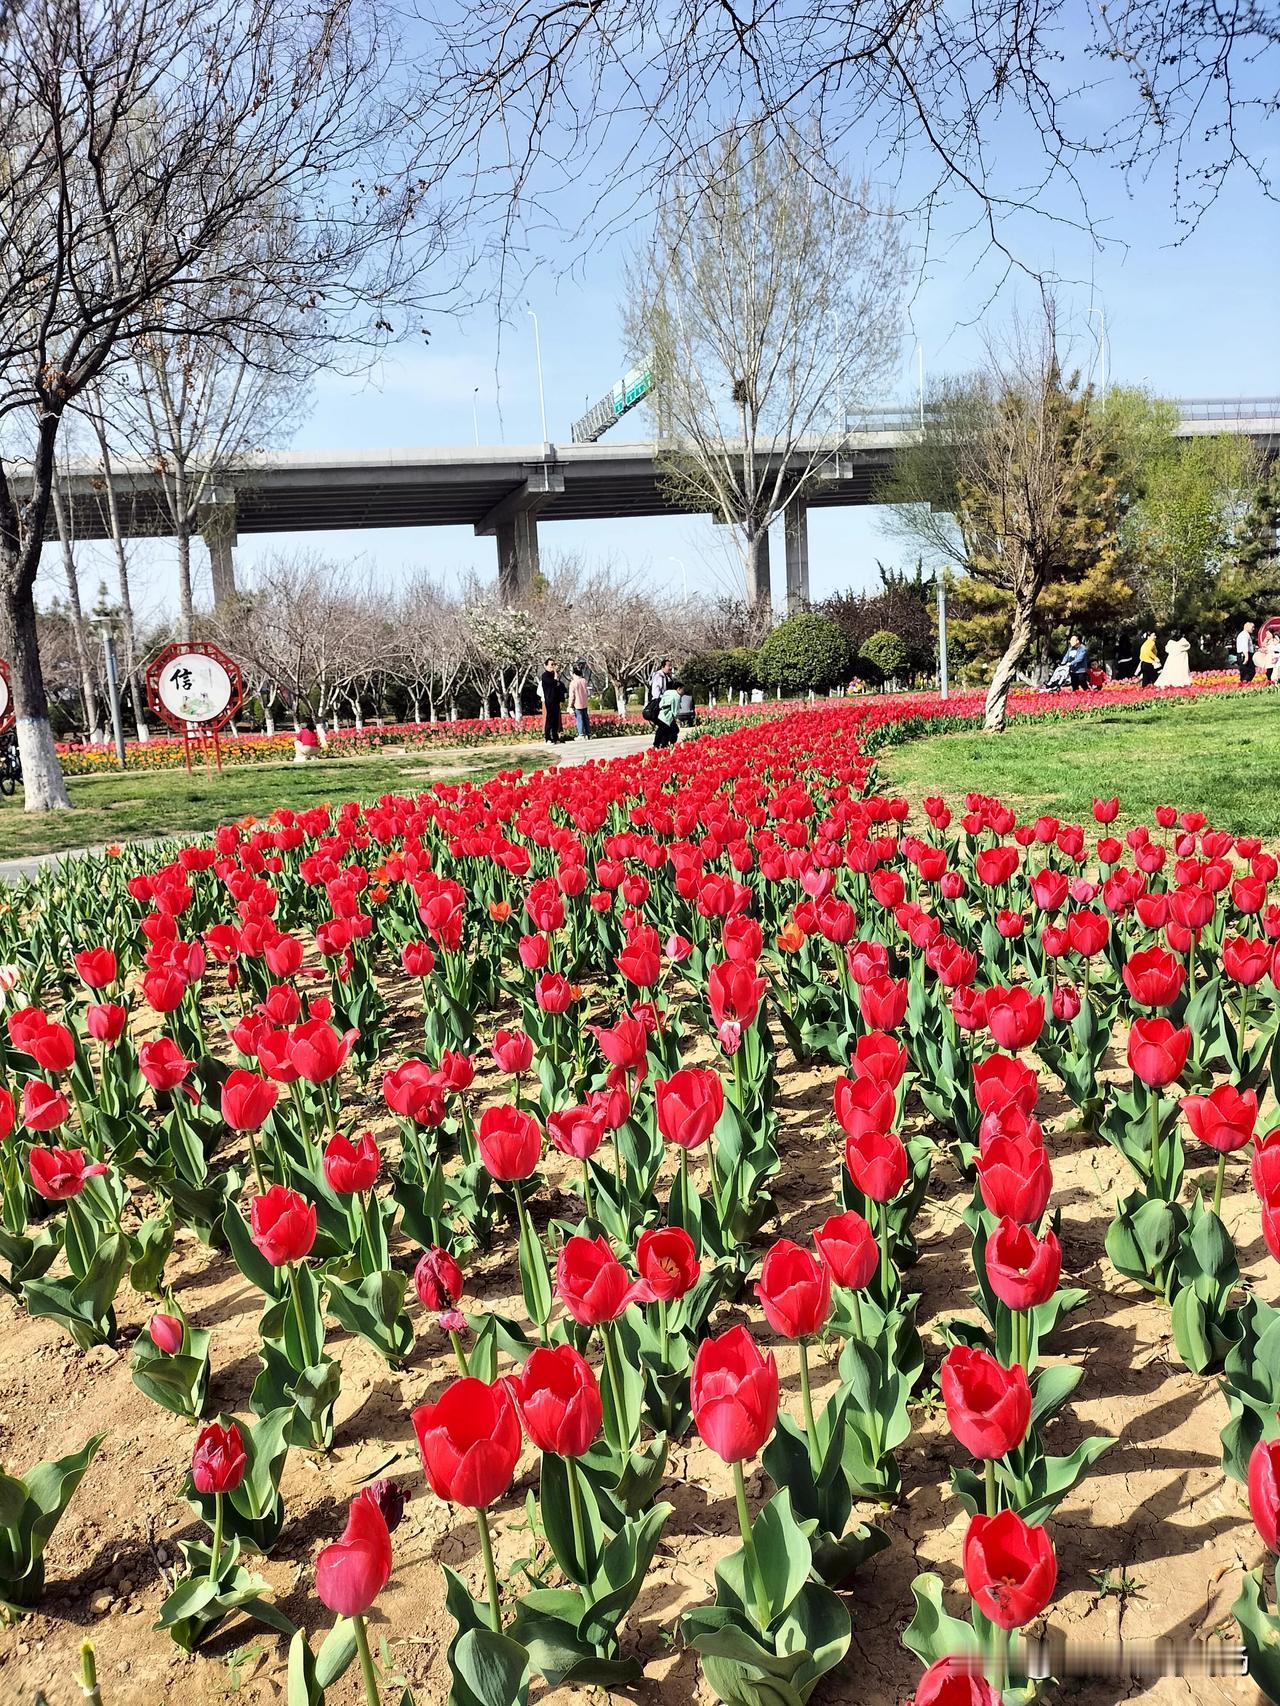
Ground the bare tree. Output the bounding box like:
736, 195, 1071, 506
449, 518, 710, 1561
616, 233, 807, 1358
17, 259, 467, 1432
624, 125, 904, 614
418, 0, 1274, 277
48, 484, 102, 741
885, 310, 1118, 732
0, 0, 447, 808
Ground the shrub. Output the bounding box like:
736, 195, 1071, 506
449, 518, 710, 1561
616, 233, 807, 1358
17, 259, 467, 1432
859, 629, 909, 685
756, 615, 850, 695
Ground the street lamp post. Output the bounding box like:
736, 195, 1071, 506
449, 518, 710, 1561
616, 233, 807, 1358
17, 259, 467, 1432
98, 622, 127, 770
936, 575, 949, 699
1088, 306, 1108, 399
916, 342, 925, 429
526, 308, 549, 447
472, 387, 480, 447
668, 556, 689, 601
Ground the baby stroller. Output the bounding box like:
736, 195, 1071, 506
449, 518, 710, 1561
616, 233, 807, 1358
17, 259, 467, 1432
1042, 659, 1109, 692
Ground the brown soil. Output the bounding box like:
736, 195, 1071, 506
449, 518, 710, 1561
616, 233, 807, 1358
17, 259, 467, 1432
0, 1002, 1267, 1706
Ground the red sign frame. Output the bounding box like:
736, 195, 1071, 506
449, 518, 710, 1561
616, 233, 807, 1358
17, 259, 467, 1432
0, 660, 13, 737
144, 641, 243, 773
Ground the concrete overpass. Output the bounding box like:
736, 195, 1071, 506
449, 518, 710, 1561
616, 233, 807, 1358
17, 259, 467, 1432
38, 398, 1279, 611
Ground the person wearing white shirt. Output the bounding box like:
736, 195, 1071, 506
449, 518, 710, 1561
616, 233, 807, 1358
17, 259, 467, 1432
1238, 622, 1257, 682
648, 660, 671, 704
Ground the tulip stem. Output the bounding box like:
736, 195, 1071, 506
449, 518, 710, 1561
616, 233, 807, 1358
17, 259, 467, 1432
80, 1640, 101, 1706
351, 1611, 382, 1706
984, 1458, 998, 1518
565, 1455, 593, 1597
582, 1157, 595, 1220
474, 1508, 502, 1632
1016, 1310, 1030, 1374
878, 1200, 893, 1300
658, 1296, 670, 1366
512, 1180, 550, 1346
732, 1461, 771, 1633
208, 1491, 224, 1582
1149, 1095, 1162, 1197
797, 1340, 821, 1473
1239, 988, 1251, 1083
600, 1322, 630, 1451
850, 1288, 865, 1340
1213, 1151, 1227, 1219
448, 1328, 470, 1377
287, 1263, 315, 1367
246, 1131, 267, 1196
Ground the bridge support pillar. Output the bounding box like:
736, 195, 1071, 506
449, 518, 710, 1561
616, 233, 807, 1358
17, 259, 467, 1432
784, 504, 809, 613
476, 464, 565, 603
198, 488, 239, 610
495, 509, 541, 600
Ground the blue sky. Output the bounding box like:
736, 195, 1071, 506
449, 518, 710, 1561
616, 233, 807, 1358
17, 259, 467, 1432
51, 62, 1280, 625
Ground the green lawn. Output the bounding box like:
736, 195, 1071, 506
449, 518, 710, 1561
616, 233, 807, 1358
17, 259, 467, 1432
0, 747, 542, 863
879, 692, 1280, 835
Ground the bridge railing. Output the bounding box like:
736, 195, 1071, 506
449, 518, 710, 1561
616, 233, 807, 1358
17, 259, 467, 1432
843, 398, 1279, 434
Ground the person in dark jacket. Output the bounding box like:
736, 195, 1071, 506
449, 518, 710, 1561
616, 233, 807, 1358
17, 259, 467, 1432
540, 658, 564, 744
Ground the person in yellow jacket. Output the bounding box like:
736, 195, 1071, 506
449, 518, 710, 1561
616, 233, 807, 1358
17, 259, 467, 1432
1138, 632, 1159, 687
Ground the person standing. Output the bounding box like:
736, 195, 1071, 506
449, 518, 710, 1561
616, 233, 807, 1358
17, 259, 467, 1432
540, 657, 564, 745
1138, 632, 1160, 688
652, 677, 682, 748
647, 658, 671, 712
1237, 621, 1257, 682
1156, 632, 1192, 688
1062, 634, 1090, 691
568, 664, 591, 739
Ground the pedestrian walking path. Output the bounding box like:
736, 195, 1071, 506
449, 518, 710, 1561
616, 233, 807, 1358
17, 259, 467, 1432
555, 734, 655, 767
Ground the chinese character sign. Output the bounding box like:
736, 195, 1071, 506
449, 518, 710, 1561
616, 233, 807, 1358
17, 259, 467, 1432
156, 652, 234, 724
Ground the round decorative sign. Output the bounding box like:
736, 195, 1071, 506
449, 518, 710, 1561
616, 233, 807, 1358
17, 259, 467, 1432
0, 660, 11, 734
145, 642, 243, 750
156, 651, 234, 724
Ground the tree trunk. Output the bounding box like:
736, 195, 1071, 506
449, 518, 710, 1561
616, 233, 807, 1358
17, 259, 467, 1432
174, 460, 195, 641
615, 682, 627, 715
50, 487, 103, 743
0, 578, 72, 811
744, 525, 772, 615
983, 584, 1039, 733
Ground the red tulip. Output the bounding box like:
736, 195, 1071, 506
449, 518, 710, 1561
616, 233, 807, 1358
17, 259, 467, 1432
962, 1508, 1057, 1629
975, 1132, 1052, 1224
859, 975, 908, 1030
535, 972, 575, 1014
1181, 1084, 1257, 1154
414, 1245, 463, 1312
25, 1022, 75, 1074
1122, 947, 1185, 1008
690, 1325, 779, 1463
849, 1030, 907, 1087
1127, 1017, 1191, 1088
382, 1059, 446, 1126
833, 1073, 897, 1141
985, 988, 1045, 1052
221, 1068, 279, 1130
289, 1019, 356, 1084
412, 1376, 522, 1507
315, 1489, 393, 1616
475, 1104, 542, 1181
844, 1127, 908, 1202
708, 958, 766, 1043
0, 1085, 15, 1142
755, 1238, 832, 1340
491, 1029, 534, 1075
985, 1217, 1062, 1309
546, 1103, 607, 1161
655, 1068, 724, 1150
911, 1657, 1001, 1706
556, 1234, 643, 1325
192, 1421, 247, 1494
512, 1344, 603, 1457
401, 939, 437, 979
249, 1184, 317, 1265
86, 1003, 128, 1046
812, 1210, 878, 1290
940, 1345, 1031, 1459
148, 1312, 184, 1354
1092, 797, 1120, 824
1223, 934, 1272, 985
322, 1130, 380, 1193
635, 1227, 700, 1302
28, 1146, 106, 1199
972, 1053, 1039, 1119
74, 947, 118, 990
21, 1080, 70, 1132
590, 1015, 649, 1075
1065, 910, 1109, 957
139, 1037, 195, 1092
615, 929, 661, 987
1248, 1437, 1280, 1553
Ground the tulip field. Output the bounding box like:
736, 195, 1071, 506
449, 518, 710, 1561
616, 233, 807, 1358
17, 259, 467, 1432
3, 688, 1280, 1706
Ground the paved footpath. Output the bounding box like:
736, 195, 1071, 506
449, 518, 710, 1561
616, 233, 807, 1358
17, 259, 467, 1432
554, 733, 656, 767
